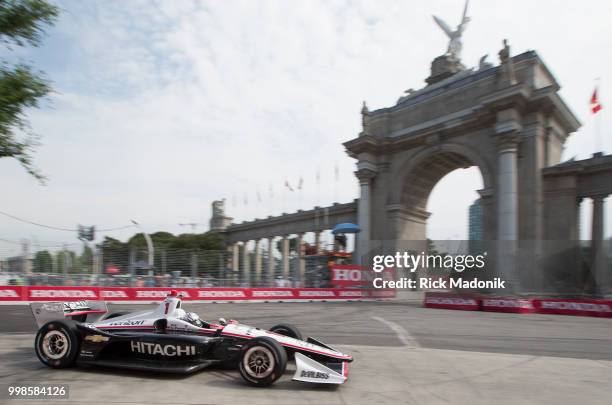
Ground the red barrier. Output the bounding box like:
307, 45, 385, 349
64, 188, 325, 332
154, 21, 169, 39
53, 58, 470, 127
533, 298, 612, 318
0, 286, 395, 303
423, 291, 480, 311
424, 292, 612, 318
0, 286, 24, 301
481, 297, 535, 313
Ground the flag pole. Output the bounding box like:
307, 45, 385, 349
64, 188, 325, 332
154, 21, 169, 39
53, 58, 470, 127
594, 77, 603, 154
334, 162, 339, 203
316, 168, 321, 207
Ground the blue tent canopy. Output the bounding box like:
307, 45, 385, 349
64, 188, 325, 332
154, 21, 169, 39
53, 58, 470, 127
331, 223, 361, 234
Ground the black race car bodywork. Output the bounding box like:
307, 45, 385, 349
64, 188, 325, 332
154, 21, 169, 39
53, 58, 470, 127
31, 291, 352, 386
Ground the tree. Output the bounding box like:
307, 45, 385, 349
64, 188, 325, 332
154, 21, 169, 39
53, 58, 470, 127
32, 249, 52, 272
0, 0, 59, 181
78, 244, 93, 272
54, 249, 76, 274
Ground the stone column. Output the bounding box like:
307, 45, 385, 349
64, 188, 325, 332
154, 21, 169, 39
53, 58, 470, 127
497, 136, 519, 291
232, 243, 240, 283
356, 168, 376, 264
297, 233, 306, 287
281, 235, 290, 281
267, 237, 275, 285
254, 239, 262, 286
591, 195, 607, 296
495, 109, 521, 291
314, 231, 322, 254
242, 241, 250, 286
497, 136, 520, 241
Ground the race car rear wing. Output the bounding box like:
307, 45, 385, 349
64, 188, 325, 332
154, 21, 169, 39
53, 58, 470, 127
30, 300, 108, 327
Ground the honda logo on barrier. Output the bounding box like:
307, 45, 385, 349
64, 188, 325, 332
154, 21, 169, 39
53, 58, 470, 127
541, 301, 611, 312
339, 290, 363, 297
0, 289, 19, 298
30, 290, 96, 298
136, 291, 191, 298
483, 299, 533, 309
100, 290, 128, 298
252, 291, 294, 297
299, 290, 335, 297
198, 291, 246, 298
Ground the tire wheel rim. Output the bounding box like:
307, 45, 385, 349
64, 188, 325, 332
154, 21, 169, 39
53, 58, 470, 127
41, 330, 69, 360
243, 346, 275, 379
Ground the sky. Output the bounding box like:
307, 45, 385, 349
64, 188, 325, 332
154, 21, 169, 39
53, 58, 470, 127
1, 0, 612, 256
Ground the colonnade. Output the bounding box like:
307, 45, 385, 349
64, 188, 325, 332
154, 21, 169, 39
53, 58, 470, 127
229, 230, 327, 287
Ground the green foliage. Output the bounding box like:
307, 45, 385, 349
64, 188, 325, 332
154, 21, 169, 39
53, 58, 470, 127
276, 237, 297, 253
0, 0, 58, 181
54, 249, 76, 274
32, 249, 52, 272
127, 232, 224, 251
0, 0, 58, 46
100, 232, 226, 276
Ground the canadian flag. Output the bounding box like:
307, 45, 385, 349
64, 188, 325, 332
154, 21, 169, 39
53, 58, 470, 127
591, 88, 603, 114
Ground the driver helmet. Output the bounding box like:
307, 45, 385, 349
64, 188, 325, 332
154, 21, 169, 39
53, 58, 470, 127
184, 311, 203, 327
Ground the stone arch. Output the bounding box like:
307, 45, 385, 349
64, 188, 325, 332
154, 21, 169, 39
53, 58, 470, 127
386, 142, 493, 241
390, 142, 492, 205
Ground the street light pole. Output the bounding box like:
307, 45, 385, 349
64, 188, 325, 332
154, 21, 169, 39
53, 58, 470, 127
130, 220, 154, 269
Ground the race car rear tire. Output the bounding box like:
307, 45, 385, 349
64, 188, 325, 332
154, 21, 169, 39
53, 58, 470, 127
238, 337, 287, 387
270, 323, 302, 340
35, 320, 81, 369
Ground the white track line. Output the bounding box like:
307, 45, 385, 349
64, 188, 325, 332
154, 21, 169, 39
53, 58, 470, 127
371, 316, 420, 348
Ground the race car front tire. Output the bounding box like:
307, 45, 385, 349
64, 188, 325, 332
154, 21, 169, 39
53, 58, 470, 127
270, 323, 302, 360
35, 320, 81, 369
269, 323, 302, 340
238, 337, 287, 387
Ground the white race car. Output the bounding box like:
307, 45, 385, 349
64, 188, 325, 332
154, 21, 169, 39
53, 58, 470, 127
31, 290, 352, 386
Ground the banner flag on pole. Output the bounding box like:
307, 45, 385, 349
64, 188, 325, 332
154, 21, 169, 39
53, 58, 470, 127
298, 176, 303, 190
284, 180, 294, 192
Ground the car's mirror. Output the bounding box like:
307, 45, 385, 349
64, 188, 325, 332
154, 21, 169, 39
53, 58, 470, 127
218, 318, 227, 326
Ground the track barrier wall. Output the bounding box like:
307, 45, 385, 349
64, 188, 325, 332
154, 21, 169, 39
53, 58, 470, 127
424, 291, 612, 317
0, 285, 395, 303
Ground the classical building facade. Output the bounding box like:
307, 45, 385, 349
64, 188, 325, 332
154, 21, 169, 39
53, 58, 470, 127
215, 43, 611, 294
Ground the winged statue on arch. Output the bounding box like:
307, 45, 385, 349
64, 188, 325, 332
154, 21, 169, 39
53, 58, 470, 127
433, 0, 471, 62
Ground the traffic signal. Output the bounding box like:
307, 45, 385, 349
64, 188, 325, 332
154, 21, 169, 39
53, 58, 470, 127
77, 225, 95, 241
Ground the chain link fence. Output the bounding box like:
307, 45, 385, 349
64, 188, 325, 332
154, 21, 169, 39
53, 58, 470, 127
0, 246, 348, 288
0, 247, 235, 286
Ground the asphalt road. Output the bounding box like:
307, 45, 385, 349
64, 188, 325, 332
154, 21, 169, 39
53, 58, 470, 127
2, 301, 612, 360
0, 301, 611, 404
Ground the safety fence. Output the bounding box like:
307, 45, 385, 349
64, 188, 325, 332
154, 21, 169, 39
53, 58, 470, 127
0, 285, 396, 303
